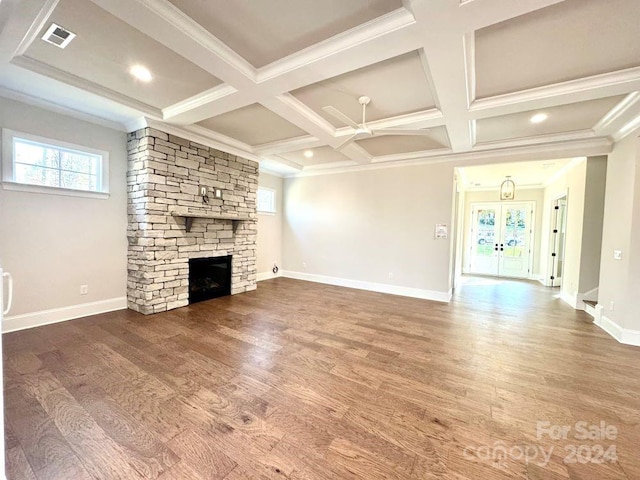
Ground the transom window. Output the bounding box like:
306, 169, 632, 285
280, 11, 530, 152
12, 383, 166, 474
257, 187, 276, 213
2, 129, 109, 198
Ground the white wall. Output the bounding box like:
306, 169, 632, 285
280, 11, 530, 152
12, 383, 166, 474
282, 163, 455, 301
0, 97, 127, 329
460, 188, 545, 278
538, 157, 607, 305
598, 133, 640, 341
256, 172, 283, 281
539, 160, 587, 299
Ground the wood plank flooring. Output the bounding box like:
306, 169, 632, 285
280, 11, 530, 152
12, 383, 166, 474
4, 277, 640, 479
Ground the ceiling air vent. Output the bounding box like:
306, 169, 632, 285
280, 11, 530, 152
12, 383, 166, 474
41, 23, 76, 49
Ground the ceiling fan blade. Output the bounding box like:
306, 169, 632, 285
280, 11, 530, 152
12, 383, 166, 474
322, 106, 360, 129
335, 134, 358, 151
372, 128, 431, 136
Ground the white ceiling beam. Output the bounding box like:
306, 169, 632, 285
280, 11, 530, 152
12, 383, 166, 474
460, 0, 566, 31
469, 67, 640, 119
163, 23, 424, 125
593, 92, 640, 139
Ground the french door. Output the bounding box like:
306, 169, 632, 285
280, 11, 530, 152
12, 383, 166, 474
469, 202, 534, 278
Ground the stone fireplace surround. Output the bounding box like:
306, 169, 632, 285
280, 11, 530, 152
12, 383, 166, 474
126, 127, 258, 315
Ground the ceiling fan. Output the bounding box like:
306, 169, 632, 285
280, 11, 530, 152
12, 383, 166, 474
323, 95, 430, 150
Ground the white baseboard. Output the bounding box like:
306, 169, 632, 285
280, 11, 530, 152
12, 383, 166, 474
2, 297, 127, 333
257, 271, 280, 282
281, 270, 452, 303
559, 290, 578, 309
595, 315, 640, 347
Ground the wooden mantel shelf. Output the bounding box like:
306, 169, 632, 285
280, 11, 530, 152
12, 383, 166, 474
171, 212, 252, 233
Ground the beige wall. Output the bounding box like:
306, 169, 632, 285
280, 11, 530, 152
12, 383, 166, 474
0, 97, 127, 318
578, 156, 607, 293
461, 188, 545, 277
282, 163, 455, 297
598, 133, 638, 332
257, 172, 283, 279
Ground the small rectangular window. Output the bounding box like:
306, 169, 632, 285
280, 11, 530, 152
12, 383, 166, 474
257, 187, 276, 214
2, 129, 109, 198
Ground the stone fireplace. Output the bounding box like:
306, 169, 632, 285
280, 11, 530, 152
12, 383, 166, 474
126, 127, 258, 314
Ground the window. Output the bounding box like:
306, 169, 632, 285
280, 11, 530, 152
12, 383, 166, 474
257, 187, 276, 213
2, 129, 109, 198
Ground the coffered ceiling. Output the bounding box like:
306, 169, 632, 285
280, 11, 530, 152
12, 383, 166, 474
0, 0, 639, 177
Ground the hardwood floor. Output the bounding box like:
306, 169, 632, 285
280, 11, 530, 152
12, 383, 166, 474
4, 277, 640, 479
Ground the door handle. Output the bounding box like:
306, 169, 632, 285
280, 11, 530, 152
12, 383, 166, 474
3, 272, 13, 315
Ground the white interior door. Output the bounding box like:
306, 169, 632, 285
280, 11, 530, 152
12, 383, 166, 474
470, 202, 534, 278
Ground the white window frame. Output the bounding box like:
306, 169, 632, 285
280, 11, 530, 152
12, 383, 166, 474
1, 128, 110, 199
257, 186, 276, 214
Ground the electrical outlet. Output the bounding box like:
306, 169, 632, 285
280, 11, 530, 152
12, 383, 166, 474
302, 262, 307, 269
199, 186, 207, 196
609, 301, 615, 311
613, 250, 622, 260
388, 272, 394, 279
80, 285, 88, 295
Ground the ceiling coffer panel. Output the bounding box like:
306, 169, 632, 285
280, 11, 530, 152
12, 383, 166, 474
475, 0, 640, 98
198, 104, 308, 146
356, 126, 450, 157
24, 0, 221, 109
167, 0, 403, 67
292, 51, 437, 128
475, 96, 625, 144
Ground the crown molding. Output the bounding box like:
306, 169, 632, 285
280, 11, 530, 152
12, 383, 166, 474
371, 147, 452, 164
463, 184, 547, 192
468, 119, 477, 147
593, 92, 640, 133
469, 67, 640, 117
615, 113, 640, 142
10, 55, 162, 118
0, 85, 127, 131
162, 84, 238, 121
256, 8, 416, 83
474, 129, 595, 151
462, 32, 475, 108
253, 135, 322, 155
12, 0, 59, 57
264, 154, 304, 171
285, 136, 612, 178
417, 49, 442, 112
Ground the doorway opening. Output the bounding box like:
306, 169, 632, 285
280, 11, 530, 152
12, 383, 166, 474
468, 201, 535, 278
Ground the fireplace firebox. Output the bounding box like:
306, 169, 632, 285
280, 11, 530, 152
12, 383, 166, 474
188, 256, 232, 304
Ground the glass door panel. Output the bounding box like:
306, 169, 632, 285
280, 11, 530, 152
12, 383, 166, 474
470, 207, 499, 275
499, 205, 532, 278
469, 202, 533, 278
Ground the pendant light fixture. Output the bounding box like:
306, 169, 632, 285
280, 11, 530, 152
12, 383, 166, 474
500, 176, 515, 200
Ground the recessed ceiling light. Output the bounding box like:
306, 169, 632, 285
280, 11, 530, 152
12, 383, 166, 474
303, 150, 314, 158
130, 64, 152, 82
530, 113, 548, 124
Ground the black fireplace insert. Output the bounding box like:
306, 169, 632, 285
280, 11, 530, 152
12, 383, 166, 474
188, 256, 231, 304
